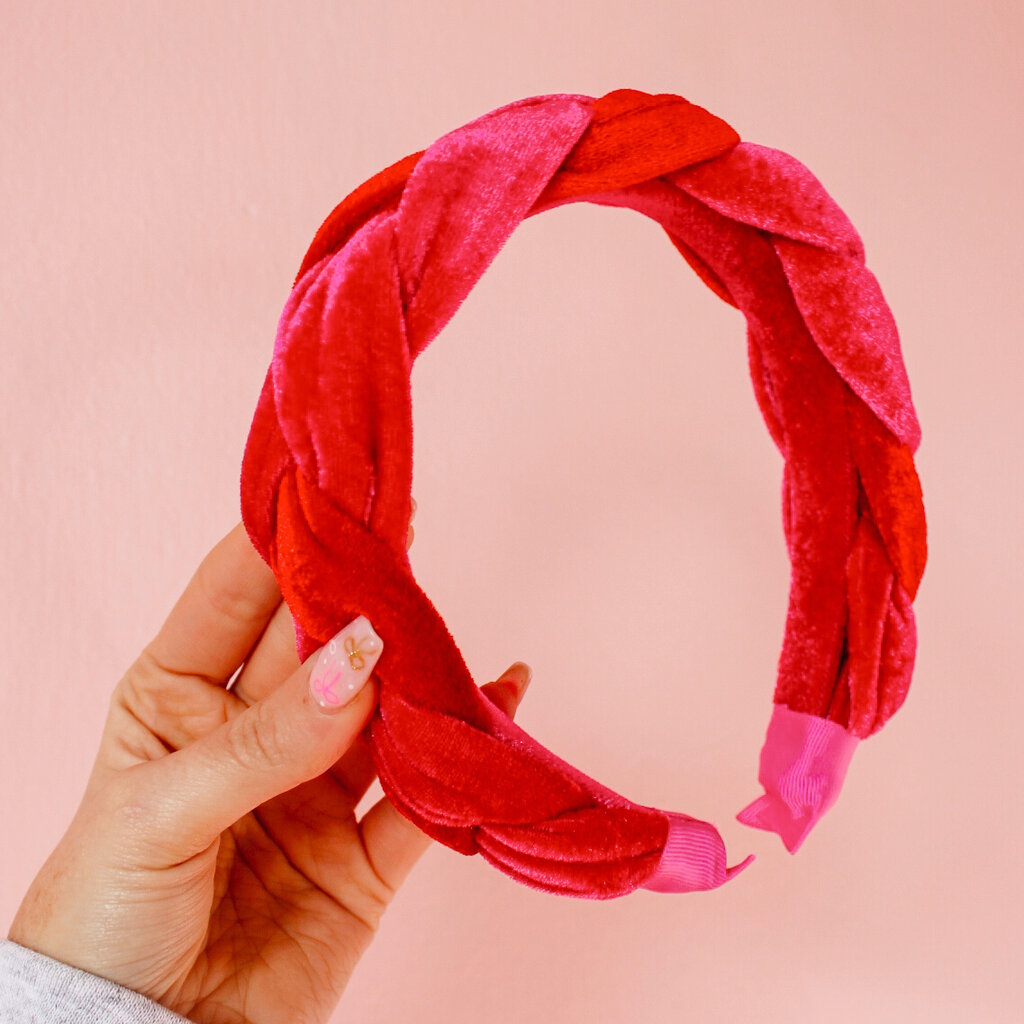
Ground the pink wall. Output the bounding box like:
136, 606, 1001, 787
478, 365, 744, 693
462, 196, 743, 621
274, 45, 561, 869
2, 2, 1020, 1021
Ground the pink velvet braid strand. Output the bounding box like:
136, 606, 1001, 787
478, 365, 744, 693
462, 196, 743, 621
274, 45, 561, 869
240, 90, 925, 899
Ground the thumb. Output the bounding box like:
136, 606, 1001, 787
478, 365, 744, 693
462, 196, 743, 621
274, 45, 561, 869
140, 615, 383, 862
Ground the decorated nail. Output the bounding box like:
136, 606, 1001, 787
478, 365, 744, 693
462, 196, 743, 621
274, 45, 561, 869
309, 615, 382, 714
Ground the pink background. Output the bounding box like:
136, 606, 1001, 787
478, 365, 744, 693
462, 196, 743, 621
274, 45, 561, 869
2, 2, 1021, 1021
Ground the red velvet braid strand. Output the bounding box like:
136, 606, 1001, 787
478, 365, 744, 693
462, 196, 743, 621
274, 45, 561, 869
240, 88, 927, 899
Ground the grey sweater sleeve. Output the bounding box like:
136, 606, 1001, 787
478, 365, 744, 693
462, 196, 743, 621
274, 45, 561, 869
0, 939, 192, 1023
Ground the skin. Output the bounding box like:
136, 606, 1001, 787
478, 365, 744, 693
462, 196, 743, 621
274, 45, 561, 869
7, 505, 531, 1023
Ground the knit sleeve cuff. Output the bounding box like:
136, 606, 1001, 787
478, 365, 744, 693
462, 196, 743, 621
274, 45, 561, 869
0, 939, 192, 1023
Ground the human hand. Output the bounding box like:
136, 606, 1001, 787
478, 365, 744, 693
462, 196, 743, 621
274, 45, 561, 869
7, 505, 531, 1023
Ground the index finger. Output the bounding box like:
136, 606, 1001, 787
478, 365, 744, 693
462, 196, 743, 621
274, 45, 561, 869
143, 522, 283, 686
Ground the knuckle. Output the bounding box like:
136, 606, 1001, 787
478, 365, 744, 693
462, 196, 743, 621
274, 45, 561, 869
355, 872, 394, 927
111, 654, 158, 716
96, 771, 141, 821
91, 770, 161, 860
196, 553, 268, 629
224, 702, 290, 772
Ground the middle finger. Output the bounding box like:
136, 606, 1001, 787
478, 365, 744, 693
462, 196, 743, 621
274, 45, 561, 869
228, 598, 301, 705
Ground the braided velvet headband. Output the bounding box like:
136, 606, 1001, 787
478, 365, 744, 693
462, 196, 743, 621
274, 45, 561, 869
240, 88, 927, 899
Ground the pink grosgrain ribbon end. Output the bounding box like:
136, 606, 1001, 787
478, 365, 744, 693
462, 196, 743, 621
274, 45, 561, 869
641, 813, 754, 893
737, 704, 860, 852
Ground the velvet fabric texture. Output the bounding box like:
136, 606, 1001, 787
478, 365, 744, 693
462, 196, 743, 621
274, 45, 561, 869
240, 89, 927, 899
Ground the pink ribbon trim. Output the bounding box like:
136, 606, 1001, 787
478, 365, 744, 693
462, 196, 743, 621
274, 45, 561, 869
641, 813, 754, 893
737, 704, 859, 852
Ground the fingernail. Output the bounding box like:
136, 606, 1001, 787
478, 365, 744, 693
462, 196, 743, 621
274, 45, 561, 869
309, 615, 382, 715
511, 661, 532, 688
501, 662, 532, 701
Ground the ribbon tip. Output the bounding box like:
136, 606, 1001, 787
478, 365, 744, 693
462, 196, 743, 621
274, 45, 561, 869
725, 853, 755, 880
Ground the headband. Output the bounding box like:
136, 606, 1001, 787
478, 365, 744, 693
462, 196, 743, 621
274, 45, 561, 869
240, 89, 927, 899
